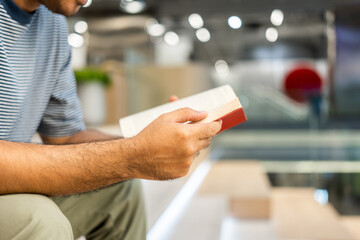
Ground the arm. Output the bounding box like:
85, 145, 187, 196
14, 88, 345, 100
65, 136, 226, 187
44, 95, 180, 145
0, 108, 221, 196
41, 129, 122, 145
0, 136, 131, 196
41, 94, 179, 145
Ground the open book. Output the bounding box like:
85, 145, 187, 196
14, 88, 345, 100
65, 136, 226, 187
119, 85, 247, 138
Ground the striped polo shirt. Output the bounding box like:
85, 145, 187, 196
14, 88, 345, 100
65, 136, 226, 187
0, 0, 85, 143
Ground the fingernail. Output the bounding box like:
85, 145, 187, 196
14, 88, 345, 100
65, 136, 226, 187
198, 111, 207, 114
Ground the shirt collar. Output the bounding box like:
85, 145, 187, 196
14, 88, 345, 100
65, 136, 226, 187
1, 0, 35, 25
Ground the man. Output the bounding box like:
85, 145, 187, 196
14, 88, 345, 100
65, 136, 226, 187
0, 0, 222, 239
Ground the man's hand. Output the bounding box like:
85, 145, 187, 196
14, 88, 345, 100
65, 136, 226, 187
129, 108, 222, 180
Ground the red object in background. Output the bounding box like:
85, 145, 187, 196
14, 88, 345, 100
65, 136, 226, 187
284, 66, 323, 103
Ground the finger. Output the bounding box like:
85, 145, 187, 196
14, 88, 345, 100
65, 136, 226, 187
165, 108, 208, 123
190, 139, 212, 158
197, 137, 212, 150
189, 120, 222, 139
169, 95, 179, 102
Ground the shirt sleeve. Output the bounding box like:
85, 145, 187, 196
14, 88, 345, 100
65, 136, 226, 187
38, 46, 86, 138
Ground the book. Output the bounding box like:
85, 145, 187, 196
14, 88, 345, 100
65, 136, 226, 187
119, 85, 247, 138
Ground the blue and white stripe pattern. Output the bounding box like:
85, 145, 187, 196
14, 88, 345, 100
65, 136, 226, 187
0, 0, 85, 143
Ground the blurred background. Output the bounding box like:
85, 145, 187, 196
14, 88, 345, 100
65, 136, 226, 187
69, 0, 360, 239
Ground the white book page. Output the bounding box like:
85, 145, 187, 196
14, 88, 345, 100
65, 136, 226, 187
119, 85, 236, 137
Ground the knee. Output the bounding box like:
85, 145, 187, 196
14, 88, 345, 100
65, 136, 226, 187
0, 194, 73, 240
29, 194, 73, 239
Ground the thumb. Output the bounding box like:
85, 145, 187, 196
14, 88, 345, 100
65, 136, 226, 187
167, 108, 208, 123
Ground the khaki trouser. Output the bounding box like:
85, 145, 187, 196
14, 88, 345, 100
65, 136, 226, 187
0, 180, 146, 240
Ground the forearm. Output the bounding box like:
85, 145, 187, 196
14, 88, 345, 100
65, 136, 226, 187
0, 138, 136, 196
41, 129, 122, 145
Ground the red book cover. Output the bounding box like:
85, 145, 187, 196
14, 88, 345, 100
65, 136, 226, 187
216, 107, 247, 134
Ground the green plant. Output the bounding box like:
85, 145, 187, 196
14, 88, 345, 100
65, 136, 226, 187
74, 68, 111, 87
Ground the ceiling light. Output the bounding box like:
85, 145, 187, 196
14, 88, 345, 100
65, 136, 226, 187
145, 18, 158, 29
215, 60, 230, 76
265, 27, 278, 42
164, 31, 180, 46
270, 9, 284, 26
188, 13, 204, 29
68, 33, 84, 48
74, 21, 88, 34
196, 28, 211, 42
148, 23, 166, 37
145, 19, 166, 37
82, 0, 92, 8
228, 16, 242, 29
120, 0, 146, 14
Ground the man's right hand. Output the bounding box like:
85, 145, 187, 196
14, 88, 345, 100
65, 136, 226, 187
130, 108, 222, 180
